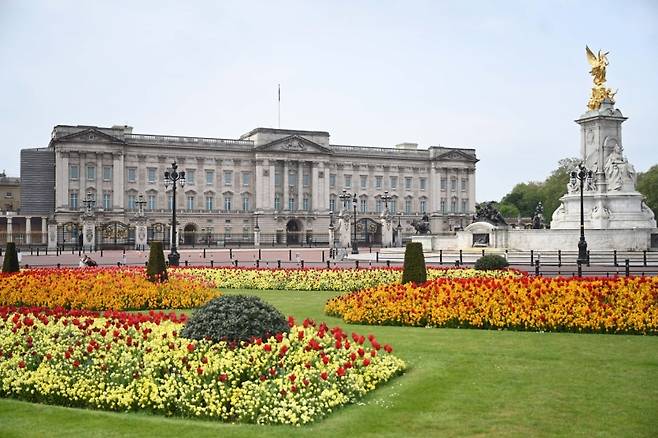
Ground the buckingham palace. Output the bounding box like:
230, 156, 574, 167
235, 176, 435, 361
19, 124, 478, 248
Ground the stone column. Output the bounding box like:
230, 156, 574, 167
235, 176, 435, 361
254, 227, 261, 247
283, 161, 289, 211
113, 153, 124, 210
47, 220, 58, 250
255, 159, 265, 209
25, 217, 32, 245
269, 161, 276, 210
380, 215, 393, 247
41, 217, 47, 245
134, 218, 148, 250
59, 152, 70, 208
468, 168, 476, 214
298, 161, 304, 211
311, 162, 319, 211
6, 217, 13, 243
82, 218, 96, 251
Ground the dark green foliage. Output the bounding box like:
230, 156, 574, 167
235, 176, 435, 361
2, 242, 19, 273
474, 254, 509, 271
146, 242, 167, 282
401, 242, 427, 284
637, 164, 658, 216
181, 295, 289, 344
500, 157, 578, 221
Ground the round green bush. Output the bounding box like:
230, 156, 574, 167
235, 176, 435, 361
474, 254, 509, 270
181, 295, 290, 344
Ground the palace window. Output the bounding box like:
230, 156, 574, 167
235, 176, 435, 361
390, 199, 397, 213
440, 177, 447, 190
405, 198, 412, 214
461, 198, 468, 213
450, 178, 457, 191
223, 170, 233, 186
303, 173, 310, 187
420, 199, 427, 213
168, 195, 173, 210
389, 176, 398, 190
103, 191, 111, 210
206, 196, 214, 211
69, 165, 79, 181
360, 175, 368, 189
103, 166, 112, 182
275, 172, 282, 186
147, 167, 156, 183
288, 197, 295, 211
375, 199, 383, 213
302, 195, 310, 211
274, 194, 281, 210
69, 191, 78, 209
420, 177, 426, 190
187, 196, 195, 210
344, 174, 352, 189
405, 177, 412, 190
461, 178, 468, 191
127, 194, 136, 210
329, 174, 336, 188
224, 196, 232, 211
375, 175, 383, 190
440, 198, 446, 213
186, 169, 196, 185
127, 167, 136, 183
360, 198, 367, 213
243, 195, 250, 211
86, 165, 96, 181
206, 170, 214, 185
329, 197, 336, 212
147, 194, 156, 210
450, 198, 457, 212
242, 172, 251, 187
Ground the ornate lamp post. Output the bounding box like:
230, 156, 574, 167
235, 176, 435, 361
570, 163, 593, 265
339, 189, 359, 254
133, 194, 148, 251
164, 162, 185, 266
381, 190, 392, 213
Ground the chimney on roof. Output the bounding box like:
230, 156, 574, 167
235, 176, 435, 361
395, 142, 418, 150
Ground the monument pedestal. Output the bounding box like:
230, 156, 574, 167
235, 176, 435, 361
82, 219, 96, 252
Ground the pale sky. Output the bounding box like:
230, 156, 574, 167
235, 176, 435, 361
1, 0, 657, 201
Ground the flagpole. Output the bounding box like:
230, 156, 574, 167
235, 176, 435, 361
278, 84, 281, 128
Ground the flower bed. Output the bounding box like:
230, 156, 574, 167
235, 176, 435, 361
0, 306, 405, 425
0, 268, 219, 310
188, 267, 520, 292
325, 276, 658, 334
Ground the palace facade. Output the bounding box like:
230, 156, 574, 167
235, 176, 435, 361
20, 124, 478, 247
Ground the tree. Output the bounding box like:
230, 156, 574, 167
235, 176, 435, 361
499, 157, 579, 222
637, 165, 658, 216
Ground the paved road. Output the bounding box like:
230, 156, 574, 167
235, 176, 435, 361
4, 247, 657, 277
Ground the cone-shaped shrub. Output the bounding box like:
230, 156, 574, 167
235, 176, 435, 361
146, 241, 168, 282
182, 295, 289, 344
401, 242, 426, 284
474, 254, 509, 270
1, 242, 19, 273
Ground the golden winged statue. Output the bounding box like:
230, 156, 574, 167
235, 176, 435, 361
586, 45, 616, 111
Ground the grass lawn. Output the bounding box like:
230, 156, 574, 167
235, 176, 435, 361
1, 288, 657, 437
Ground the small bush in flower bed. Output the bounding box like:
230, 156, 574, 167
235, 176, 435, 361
0, 306, 405, 425
325, 276, 658, 334
186, 266, 521, 292
182, 295, 290, 343
0, 268, 219, 310
474, 254, 509, 271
